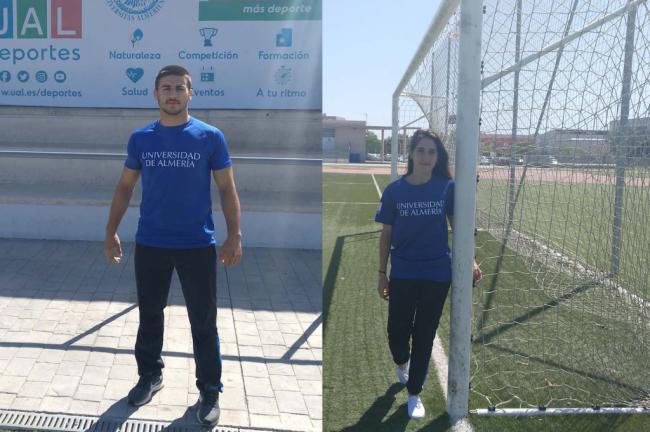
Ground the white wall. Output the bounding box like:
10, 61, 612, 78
0, 108, 322, 249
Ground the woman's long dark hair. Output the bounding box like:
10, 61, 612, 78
404, 129, 452, 179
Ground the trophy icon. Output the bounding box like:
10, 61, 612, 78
200, 28, 218, 47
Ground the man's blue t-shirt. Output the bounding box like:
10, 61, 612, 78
375, 176, 454, 281
124, 117, 232, 248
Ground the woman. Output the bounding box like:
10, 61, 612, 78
374, 129, 481, 420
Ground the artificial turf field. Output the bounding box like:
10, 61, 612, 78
323, 171, 650, 432
474, 171, 649, 300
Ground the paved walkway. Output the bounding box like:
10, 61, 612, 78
0, 239, 322, 431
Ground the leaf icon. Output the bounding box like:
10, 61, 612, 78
130, 29, 143, 47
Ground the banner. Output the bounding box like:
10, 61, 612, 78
0, 0, 322, 109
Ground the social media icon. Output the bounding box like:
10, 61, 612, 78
54, 71, 67, 83
276, 28, 292, 47
17, 71, 29, 83
35, 71, 48, 83
0, 71, 10, 83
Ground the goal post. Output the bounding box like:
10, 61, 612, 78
447, 0, 483, 422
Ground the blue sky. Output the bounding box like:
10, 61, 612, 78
323, 0, 442, 126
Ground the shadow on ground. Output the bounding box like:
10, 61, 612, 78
0, 239, 320, 313
338, 383, 452, 432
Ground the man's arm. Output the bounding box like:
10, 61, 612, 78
104, 167, 140, 263
213, 166, 242, 266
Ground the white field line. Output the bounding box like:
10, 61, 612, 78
371, 176, 473, 431
432, 337, 450, 399
370, 173, 382, 198
486, 223, 650, 316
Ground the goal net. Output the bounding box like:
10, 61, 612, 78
394, 0, 650, 413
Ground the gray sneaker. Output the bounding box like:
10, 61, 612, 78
127, 374, 163, 406
195, 391, 220, 427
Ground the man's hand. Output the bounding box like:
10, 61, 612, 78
220, 235, 242, 266
104, 167, 139, 264
213, 167, 242, 267
377, 273, 389, 300
104, 233, 122, 264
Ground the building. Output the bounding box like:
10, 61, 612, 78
609, 117, 650, 162
536, 129, 609, 162
322, 115, 367, 162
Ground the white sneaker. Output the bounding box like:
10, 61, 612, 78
407, 395, 425, 419
395, 361, 409, 385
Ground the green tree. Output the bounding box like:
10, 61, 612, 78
365, 131, 382, 154
383, 137, 391, 154
559, 143, 573, 157
480, 144, 494, 155
516, 141, 538, 156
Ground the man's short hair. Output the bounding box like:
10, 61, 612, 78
155, 65, 192, 90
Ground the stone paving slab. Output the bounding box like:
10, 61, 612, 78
0, 239, 322, 432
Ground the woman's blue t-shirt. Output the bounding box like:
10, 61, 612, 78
124, 117, 232, 248
375, 176, 454, 281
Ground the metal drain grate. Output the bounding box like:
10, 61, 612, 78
0, 409, 254, 432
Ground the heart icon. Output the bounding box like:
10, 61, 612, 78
126, 68, 144, 83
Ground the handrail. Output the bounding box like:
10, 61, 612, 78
0, 150, 321, 165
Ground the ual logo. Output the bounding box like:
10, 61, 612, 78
0, 0, 82, 39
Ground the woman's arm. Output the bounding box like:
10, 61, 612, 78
447, 215, 483, 283
377, 224, 392, 300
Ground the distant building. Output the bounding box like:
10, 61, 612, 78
481, 120, 650, 165
536, 129, 609, 162
609, 117, 650, 162
322, 114, 367, 162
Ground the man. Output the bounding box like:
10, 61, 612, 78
104, 65, 241, 427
